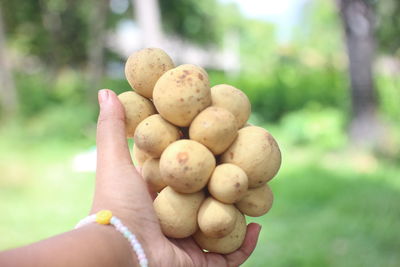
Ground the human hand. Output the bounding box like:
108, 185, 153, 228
92, 89, 261, 267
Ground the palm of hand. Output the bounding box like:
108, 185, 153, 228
93, 90, 260, 267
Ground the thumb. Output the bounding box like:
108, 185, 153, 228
96, 89, 132, 171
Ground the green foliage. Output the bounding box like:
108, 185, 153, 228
15, 70, 88, 117
26, 103, 96, 141
279, 105, 347, 149
1, 0, 90, 66
208, 58, 349, 122
159, 0, 221, 45
376, 74, 400, 121
376, 0, 400, 54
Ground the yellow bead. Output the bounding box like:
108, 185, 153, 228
96, 210, 113, 224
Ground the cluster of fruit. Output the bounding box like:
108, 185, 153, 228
117, 48, 281, 254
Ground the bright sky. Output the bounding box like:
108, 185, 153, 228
220, 0, 308, 41
220, 0, 296, 19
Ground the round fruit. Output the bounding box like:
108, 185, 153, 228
197, 197, 237, 238
132, 144, 150, 167
134, 114, 180, 158
142, 158, 166, 192
118, 91, 156, 138
221, 126, 281, 187
208, 163, 248, 204
211, 84, 251, 128
153, 186, 204, 238
189, 107, 238, 155
153, 64, 211, 127
236, 183, 273, 217
125, 48, 175, 98
193, 208, 246, 254
160, 140, 216, 193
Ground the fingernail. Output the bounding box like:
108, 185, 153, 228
257, 224, 262, 231
98, 89, 109, 105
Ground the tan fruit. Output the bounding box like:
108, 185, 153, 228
134, 114, 180, 158
193, 209, 246, 254
118, 91, 156, 138
211, 84, 251, 128
132, 144, 150, 167
208, 163, 248, 204
125, 48, 175, 98
160, 140, 216, 193
154, 186, 205, 238
221, 126, 281, 187
153, 64, 211, 126
189, 107, 238, 155
197, 197, 237, 238
179, 64, 208, 79
142, 158, 166, 192
236, 183, 274, 217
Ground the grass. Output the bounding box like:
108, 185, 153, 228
0, 124, 399, 267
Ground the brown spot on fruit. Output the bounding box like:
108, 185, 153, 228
248, 202, 257, 208
235, 182, 240, 188
177, 152, 189, 164
198, 73, 203, 80
229, 152, 234, 159
196, 89, 200, 93
180, 98, 184, 102
183, 70, 190, 75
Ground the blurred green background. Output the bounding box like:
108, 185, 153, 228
0, 0, 399, 266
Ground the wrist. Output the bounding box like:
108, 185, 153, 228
87, 223, 137, 265
89, 205, 162, 264
79, 210, 152, 266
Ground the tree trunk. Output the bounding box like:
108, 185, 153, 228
39, 0, 62, 76
337, 0, 384, 147
132, 0, 163, 47
87, 0, 109, 103
0, 5, 17, 115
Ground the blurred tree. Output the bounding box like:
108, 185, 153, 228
376, 0, 400, 54
159, 0, 220, 45
0, 0, 89, 69
38, 0, 89, 68
337, 0, 384, 146
132, 0, 163, 47
87, 0, 109, 102
0, 5, 17, 115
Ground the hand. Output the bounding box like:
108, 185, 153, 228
92, 89, 261, 267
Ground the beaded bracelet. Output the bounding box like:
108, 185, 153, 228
75, 210, 148, 267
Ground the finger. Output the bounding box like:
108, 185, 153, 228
171, 237, 203, 255
170, 237, 214, 266
96, 89, 132, 170
224, 223, 262, 267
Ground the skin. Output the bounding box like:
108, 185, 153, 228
0, 89, 261, 267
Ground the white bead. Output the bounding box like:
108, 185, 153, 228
75, 214, 147, 266
140, 258, 148, 266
